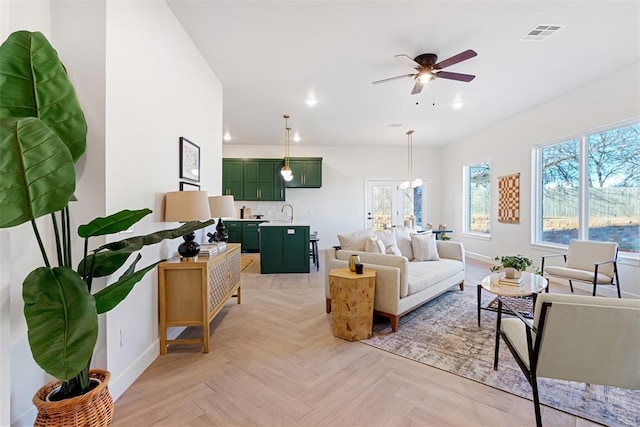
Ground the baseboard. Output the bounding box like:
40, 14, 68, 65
109, 340, 159, 401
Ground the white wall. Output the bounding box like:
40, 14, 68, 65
222, 145, 444, 250
3, 0, 223, 425
441, 61, 640, 298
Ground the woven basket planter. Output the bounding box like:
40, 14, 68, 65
33, 369, 114, 427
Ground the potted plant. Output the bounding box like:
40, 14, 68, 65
490, 255, 534, 279
0, 31, 213, 425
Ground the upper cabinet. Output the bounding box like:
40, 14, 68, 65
286, 157, 322, 188
222, 158, 285, 201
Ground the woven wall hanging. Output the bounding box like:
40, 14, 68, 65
498, 172, 520, 223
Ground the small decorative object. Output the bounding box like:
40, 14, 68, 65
179, 136, 200, 182
355, 263, 364, 274
349, 254, 361, 272
490, 255, 535, 278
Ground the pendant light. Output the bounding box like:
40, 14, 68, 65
400, 130, 422, 190
280, 114, 294, 182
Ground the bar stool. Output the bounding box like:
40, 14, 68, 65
310, 236, 320, 271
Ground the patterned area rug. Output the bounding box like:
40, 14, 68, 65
361, 288, 640, 427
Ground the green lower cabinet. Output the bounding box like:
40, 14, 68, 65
259, 225, 310, 273
242, 222, 261, 252
224, 221, 242, 244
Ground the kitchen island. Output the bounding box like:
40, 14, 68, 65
259, 221, 310, 273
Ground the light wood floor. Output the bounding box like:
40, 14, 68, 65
113, 255, 599, 426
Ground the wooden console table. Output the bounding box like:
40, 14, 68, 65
158, 243, 241, 354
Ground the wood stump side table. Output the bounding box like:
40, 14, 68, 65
329, 268, 376, 341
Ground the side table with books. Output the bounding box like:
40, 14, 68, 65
476, 272, 548, 326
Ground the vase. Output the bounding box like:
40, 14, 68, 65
348, 254, 361, 272
33, 369, 114, 427
504, 268, 521, 279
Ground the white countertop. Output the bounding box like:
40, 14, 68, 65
258, 221, 311, 227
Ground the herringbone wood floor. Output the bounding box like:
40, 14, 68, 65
113, 255, 598, 426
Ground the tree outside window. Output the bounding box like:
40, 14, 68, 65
465, 161, 491, 234
539, 122, 639, 254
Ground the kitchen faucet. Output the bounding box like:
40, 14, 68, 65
281, 204, 294, 223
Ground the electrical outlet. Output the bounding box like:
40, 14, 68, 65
119, 328, 126, 347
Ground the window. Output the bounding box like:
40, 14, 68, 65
464, 161, 491, 234
536, 121, 639, 255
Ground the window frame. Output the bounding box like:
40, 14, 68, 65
532, 118, 639, 260
462, 159, 491, 240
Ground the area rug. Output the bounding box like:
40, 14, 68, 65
361, 288, 640, 427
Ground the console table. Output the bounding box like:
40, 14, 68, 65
158, 243, 241, 354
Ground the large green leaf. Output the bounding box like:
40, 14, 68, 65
0, 117, 75, 228
23, 267, 98, 381
0, 31, 86, 161
77, 219, 215, 277
94, 260, 162, 314
78, 208, 152, 238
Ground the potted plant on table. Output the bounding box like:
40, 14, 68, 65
0, 31, 213, 425
490, 255, 535, 279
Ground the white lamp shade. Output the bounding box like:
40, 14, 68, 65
164, 191, 211, 222
209, 195, 236, 218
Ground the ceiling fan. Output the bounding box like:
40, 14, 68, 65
372, 49, 477, 95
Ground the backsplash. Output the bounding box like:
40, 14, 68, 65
232, 201, 291, 221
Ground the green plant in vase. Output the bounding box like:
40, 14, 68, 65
490, 255, 538, 278
0, 30, 214, 401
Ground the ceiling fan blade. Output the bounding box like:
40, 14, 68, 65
434, 49, 477, 70
394, 54, 421, 69
372, 74, 416, 84
411, 80, 424, 95
434, 71, 476, 82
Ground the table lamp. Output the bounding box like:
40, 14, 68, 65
164, 190, 211, 259
208, 195, 236, 242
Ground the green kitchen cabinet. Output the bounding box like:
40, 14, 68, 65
286, 157, 322, 188
224, 220, 263, 252
224, 221, 242, 244
222, 159, 244, 198
259, 225, 310, 273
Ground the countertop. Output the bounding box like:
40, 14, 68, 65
258, 221, 311, 227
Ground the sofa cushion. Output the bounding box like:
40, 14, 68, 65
374, 228, 397, 249
407, 259, 464, 295
386, 245, 402, 256
411, 232, 439, 261
365, 236, 386, 254
337, 229, 373, 251
394, 227, 414, 261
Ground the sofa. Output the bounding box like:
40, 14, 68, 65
324, 227, 465, 332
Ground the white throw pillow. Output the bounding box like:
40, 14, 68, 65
411, 232, 440, 261
374, 228, 397, 249
337, 229, 374, 251
386, 245, 402, 256
365, 236, 386, 254
394, 227, 414, 260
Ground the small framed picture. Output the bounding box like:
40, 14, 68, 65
179, 137, 200, 182
180, 181, 200, 191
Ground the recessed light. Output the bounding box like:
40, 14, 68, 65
223, 133, 231, 141
306, 98, 317, 107
452, 101, 464, 109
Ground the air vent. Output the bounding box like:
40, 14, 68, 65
519, 24, 564, 41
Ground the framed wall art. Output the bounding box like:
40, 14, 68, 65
180, 181, 201, 191
498, 172, 520, 224
179, 137, 200, 182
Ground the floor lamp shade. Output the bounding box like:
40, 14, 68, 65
164, 191, 211, 258
209, 195, 236, 242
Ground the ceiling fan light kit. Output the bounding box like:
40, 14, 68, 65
373, 49, 477, 95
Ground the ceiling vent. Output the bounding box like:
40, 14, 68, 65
519, 24, 564, 41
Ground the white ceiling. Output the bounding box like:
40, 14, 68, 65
167, 1, 640, 147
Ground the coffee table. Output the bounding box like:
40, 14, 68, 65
477, 272, 548, 326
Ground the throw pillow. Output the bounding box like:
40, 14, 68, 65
373, 228, 397, 249
337, 229, 374, 251
365, 236, 385, 254
393, 226, 414, 260
386, 245, 402, 256
411, 232, 440, 261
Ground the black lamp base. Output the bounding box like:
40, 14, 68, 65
178, 231, 200, 258
215, 218, 228, 242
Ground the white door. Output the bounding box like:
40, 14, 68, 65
366, 180, 428, 230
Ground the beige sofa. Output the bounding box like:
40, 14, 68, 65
324, 228, 465, 332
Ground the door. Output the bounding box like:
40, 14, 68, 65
366, 180, 428, 230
